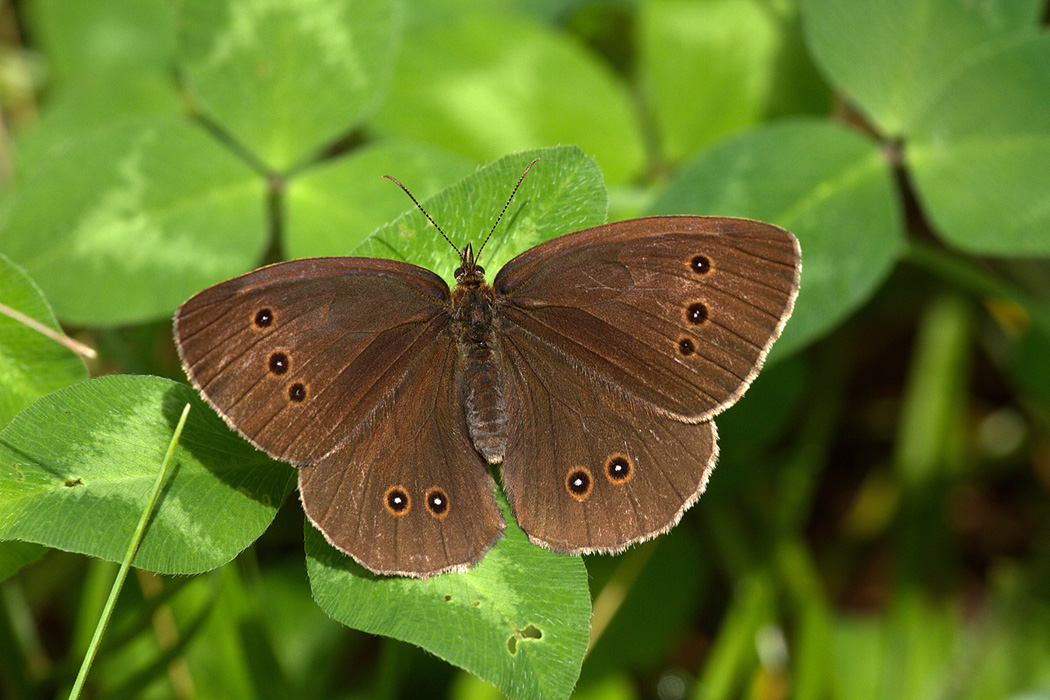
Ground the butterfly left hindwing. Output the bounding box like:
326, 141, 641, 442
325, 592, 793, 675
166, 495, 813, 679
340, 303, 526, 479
175, 257, 504, 577
299, 336, 505, 576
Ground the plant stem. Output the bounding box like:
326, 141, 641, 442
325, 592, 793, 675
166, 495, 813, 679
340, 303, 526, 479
0, 301, 97, 359
905, 240, 1050, 336
67, 403, 191, 700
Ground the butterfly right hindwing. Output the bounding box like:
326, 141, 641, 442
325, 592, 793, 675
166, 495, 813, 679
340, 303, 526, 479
493, 216, 800, 552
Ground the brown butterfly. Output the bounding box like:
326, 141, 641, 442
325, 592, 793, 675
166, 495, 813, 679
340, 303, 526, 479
174, 162, 800, 577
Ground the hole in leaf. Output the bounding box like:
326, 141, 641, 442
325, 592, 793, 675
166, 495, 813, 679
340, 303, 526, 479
506, 624, 543, 655
520, 624, 542, 640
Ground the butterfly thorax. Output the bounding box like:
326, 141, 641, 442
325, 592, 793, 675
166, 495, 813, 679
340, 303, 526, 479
451, 249, 507, 463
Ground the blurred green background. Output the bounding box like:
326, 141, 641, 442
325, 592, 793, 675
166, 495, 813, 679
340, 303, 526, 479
1, 1, 1050, 699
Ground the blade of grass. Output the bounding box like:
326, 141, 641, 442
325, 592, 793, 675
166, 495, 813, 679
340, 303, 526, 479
692, 571, 775, 700
67, 403, 191, 700
104, 587, 217, 700
587, 539, 658, 654
894, 293, 971, 488
1, 577, 51, 682
776, 342, 846, 533
0, 300, 97, 360
775, 538, 833, 700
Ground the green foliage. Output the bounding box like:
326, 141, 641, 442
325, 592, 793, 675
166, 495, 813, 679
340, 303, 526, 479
0, 0, 1048, 699
179, 0, 397, 171
306, 496, 590, 700
285, 141, 475, 258
1, 118, 266, 325
370, 14, 646, 184
23, 0, 176, 83
639, 0, 828, 161
0, 254, 87, 427
800, 0, 1043, 136
907, 34, 1050, 255
651, 119, 904, 356
0, 376, 294, 574
358, 146, 607, 280
802, 0, 1050, 255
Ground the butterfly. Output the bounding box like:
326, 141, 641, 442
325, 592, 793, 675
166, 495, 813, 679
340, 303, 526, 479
174, 162, 800, 577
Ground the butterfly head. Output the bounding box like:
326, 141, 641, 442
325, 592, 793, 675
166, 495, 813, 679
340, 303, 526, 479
386, 157, 540, 291
453, 243, 486, 285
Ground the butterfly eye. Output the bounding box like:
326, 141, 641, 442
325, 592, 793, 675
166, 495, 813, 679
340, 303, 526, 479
454, 266, 464, 279
474, 265, 485, 276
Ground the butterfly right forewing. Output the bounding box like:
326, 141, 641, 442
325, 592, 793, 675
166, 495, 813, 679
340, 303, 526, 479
493, 216, 799, 553
494, 216, 800, 422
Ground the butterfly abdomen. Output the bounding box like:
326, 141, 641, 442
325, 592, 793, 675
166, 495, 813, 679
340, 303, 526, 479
453, 281, 508, 463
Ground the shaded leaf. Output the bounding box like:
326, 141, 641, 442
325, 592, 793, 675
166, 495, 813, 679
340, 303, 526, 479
0, 376, 295, 575
305, 494, 590, 700
370, 14, 644, 184
0, 541, 46, 581
179, 0, 397, 172
639, 0, 825, 162
13, 70, 181, 180
907, 34, 1050, 256
25, 0, 176, 83
285, 141, 475, 258
0, 117, 266, 326
650, 119, 903, 357
0, 254, 87, 429
800, 0, 1042, 135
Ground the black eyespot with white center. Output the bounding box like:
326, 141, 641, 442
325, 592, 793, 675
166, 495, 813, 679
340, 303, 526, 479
425, 487, 450, 519
384, 486, 410, 516
254, 308, 274, 328
690, 255, 711, 274
678, 338, 696, 356
606, 455, 633, 484
686, 302, 708, 325
288, 382, 307, 402
269, 352, 290, 375
566, 468, 593, 500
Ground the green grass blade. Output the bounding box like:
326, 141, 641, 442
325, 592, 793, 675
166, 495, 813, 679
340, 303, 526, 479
67, 403, 190, 700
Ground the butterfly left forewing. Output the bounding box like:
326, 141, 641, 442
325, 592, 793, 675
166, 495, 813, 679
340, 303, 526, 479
175, 257, 504, 577
175, 257, 451, 464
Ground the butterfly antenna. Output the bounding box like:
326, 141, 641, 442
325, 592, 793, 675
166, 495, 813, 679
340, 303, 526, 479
476, 157, 540, 259
383, 174, 461, 256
